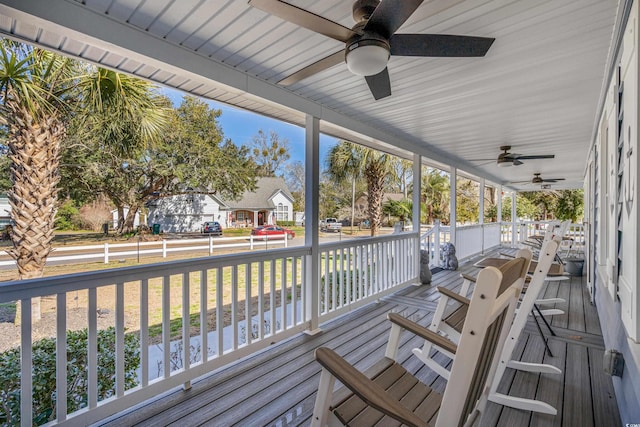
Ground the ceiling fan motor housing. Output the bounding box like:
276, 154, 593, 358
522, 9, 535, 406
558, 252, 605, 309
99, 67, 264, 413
352, 0, 380, 22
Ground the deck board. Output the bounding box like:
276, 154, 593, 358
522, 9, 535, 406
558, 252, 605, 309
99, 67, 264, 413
97, 247, 620, 427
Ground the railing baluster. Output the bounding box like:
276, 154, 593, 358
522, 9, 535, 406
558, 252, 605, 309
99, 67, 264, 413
232, 265, 238, 350
331, 249, 336, 312
200, 270, 208, 363
88, 287, 99, 405
20, 298, 32, 427
246, 263, 252, 345
323, 250, 329, 313
258, 261, 265, 339
364, 243, 370, 297
292, 256, 297, 326
270, 259, 276, 336
216, 268, 223, 356
116, 282, 125, 395
162, 276, 170, 378
281, 257, 286, 330
140, 279, 149, 386
182, 272, 191, 385
56, 293, 67, 422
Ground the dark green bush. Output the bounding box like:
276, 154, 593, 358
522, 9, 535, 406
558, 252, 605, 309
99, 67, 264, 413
0, 327, 140, 426
275, 220, 295, 227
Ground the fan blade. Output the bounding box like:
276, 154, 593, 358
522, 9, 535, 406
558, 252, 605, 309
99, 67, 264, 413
365, 67, 391, 100
249, 0, 358, 42
364, 0, 424, 39
542, 178, 565, 182
513, 159, 523, 166
278, 51, 344, 86
514, 154, 555, 160
390, 34, 495, 57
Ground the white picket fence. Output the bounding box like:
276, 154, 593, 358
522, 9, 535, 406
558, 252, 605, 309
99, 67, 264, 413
0, 235, 289, 266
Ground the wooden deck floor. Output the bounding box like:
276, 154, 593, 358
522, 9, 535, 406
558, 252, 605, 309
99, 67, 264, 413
98, 248, 620, 427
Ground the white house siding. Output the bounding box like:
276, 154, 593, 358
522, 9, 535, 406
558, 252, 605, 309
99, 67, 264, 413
0, 196, 11, 226
589, 2, 640, 422
270, 191, 293, 223
147, 194, 225, 233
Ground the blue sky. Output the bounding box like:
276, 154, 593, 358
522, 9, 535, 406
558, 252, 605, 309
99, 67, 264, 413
161, 87, 337, 168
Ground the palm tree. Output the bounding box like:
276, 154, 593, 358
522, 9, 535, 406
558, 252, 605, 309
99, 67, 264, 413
0, 41, 168, 319
422, 167, 450, 224
326, 141, 395, 236
0, 45, 73, 269
0, 41, 75, 319
326, 141, 362, 234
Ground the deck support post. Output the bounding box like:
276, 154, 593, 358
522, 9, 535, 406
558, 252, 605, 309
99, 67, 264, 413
412, 154, 422, 281
449, 167, 457, 246
304, 114, 321, 334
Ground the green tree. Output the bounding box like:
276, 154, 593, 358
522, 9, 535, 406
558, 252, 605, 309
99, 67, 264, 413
63, 95, 256, 233
284, 160, 305, 211
326, 141, 363, 234
554, 189, 584, 222
58, 68, 170, 233
250, 129, 290, 177
501, 194, 539, 221
421, 167, 450, 224
456, 177, 480, 224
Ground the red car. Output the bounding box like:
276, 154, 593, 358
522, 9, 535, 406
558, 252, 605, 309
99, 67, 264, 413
251, 225, 295, 240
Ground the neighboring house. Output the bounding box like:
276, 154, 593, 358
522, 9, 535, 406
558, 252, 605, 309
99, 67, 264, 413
147, 193, 227, 233
0, 194, 11, 227
348, 192, 407, 221
111, 207, 143, 229
147, 177, 294, 233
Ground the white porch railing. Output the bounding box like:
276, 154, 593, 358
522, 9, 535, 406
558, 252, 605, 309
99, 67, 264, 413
317, 232, 418, 323
0, 233, 418, 426
0, 220, 586, 425
420, 220, 584, 267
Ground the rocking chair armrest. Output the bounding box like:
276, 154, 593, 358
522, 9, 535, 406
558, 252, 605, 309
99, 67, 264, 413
388, 313, 458, 355
437, 286, 471, 306
314, 347, 430, 427
460, 273, 477, 283
499, 252, 516, 258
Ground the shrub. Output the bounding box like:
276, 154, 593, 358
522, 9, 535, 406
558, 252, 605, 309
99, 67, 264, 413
275, 220, 295, 227
0, 327, 140, 426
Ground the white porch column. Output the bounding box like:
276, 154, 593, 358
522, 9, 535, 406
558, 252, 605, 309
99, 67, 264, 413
497, 185, 503, 223
253, 210, 258, 226
412, 154, 422, 280
449, 167, 457, 245
497, 185, 503, 243
479, 178, 485, 255
304, 114, 321, 333
511, 191, 517, 246
479, 178, 485, 224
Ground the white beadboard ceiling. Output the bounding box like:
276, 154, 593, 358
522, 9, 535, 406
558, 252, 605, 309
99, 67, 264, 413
0, 0, 623, 190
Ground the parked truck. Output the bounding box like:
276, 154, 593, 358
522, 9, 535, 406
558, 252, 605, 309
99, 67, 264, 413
320, 218, 342, 233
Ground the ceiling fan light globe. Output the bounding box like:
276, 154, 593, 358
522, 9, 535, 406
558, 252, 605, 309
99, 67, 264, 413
346, 41, 390, 76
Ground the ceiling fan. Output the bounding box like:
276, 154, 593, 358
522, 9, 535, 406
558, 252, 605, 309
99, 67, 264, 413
509, 173, 566, 185
472, 146, 555, 167
248, 0, 495, 100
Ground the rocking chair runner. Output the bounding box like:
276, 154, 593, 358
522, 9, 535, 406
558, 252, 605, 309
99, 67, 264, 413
311, 256, 527, 427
